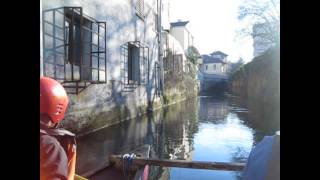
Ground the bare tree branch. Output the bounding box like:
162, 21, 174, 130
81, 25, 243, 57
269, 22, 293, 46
236, 0, 280, 45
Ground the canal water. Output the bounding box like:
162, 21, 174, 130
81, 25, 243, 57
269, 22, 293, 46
76, 95, 279, 179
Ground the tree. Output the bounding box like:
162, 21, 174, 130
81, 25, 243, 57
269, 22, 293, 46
237, 0, 280, 45
228, 57, 245, 75
184, 46, 201, 79
185, 46, 201, 65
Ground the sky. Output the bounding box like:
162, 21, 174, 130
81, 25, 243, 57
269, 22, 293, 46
169, 0, 254, 62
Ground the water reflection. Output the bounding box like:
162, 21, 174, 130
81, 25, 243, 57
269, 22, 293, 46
75, 112, 162, 175
76, 95, 278, 179
229, 96, 280, 144
199, 97, 229, 123
166, 97, 254, 180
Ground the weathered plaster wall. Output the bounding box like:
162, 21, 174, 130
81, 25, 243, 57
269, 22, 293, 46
42, 0, 199, 134
42, 0, 162, 134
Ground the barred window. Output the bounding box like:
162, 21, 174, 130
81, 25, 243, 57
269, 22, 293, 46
42, 7, 107, 94
120, 41, 149, 90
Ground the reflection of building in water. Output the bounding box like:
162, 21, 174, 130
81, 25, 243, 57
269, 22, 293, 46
198, 98, 229, 122
76, 115, 152, 175
76, 99, 198, 178
169, 121, 194, 160
156, 100, 198, 161
150, 99, 198, 179
161, 115, 194, 161
231, 96, 279, 145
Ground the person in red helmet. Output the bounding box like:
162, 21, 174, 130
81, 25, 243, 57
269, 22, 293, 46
40, 77, 76, 180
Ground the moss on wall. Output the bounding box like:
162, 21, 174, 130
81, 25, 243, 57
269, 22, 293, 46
62, 65, 199, 135
229, 46, 280, 130
162, 71, 199, 106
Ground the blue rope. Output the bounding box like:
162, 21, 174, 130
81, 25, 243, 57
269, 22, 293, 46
122, 154, 130, 177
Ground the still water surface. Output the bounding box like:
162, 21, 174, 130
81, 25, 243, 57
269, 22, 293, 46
76, 95, 278, 179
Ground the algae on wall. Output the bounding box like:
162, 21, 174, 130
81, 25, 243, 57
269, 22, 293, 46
229, 46, 280, 130
162, 70, 199, 106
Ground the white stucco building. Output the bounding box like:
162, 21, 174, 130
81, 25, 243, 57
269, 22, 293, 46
40, 0, 171, 133
198, 51, 229, 93
162, 32, 187, 73
200, 51, 228, 75
169, 20, 194, 51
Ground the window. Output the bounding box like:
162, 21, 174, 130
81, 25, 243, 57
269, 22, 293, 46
120, 41, 149, 89
135, 0, 145, 19
128, 44, 140, 82
42, 7, 107, 94
213, 64, 216, 70
205, 65, 208, 70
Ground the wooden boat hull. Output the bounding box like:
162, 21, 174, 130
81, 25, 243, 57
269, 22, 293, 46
74, 174, 89, 180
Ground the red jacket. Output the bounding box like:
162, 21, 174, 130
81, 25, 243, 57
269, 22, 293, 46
40, 126, 76, 180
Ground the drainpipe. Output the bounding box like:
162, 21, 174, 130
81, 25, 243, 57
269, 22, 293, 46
40, 0, 43, 77
158, 0, 164, 95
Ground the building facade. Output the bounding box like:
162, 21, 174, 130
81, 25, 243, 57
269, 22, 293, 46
169, 20, 194, 52
162, 31, 187, 74
40, 0, 169, 133
200, 51, 228, 75
198, 51, 229, 93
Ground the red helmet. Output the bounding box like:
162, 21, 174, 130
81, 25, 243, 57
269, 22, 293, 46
40, 77, 69, 123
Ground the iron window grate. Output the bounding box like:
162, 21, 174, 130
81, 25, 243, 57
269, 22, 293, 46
120, 41, 149, 91
42, 7, 107, 94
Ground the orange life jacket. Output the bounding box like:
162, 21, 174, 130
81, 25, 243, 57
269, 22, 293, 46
40, 128, 77, 180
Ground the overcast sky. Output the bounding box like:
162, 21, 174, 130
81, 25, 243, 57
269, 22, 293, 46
169, 0, 253, 62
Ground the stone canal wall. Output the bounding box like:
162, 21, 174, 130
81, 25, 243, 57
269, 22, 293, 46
229, 46, 280, 130
62, 68, 199, 136
162, 72, 199, 107
64, 74, 199, 135
63, 81, 153, 135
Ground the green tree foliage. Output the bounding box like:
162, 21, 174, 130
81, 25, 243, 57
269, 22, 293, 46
185, 46, 201, 65
185, 46, 201, 80
228, 57, 245, 75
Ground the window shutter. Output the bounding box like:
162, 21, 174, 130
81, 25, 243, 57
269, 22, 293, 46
136, 0, 144, 17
